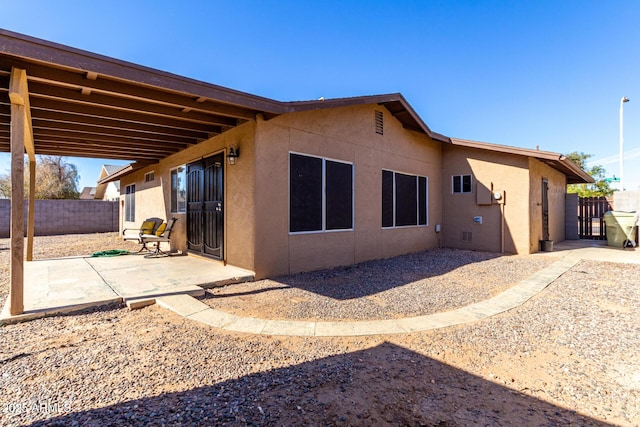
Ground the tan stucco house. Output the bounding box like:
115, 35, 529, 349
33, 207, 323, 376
105, 101, 593, 279
1, 28, 594, 311
94, 165, 122, 201
106, 97, 451, 279
442, 138, 593, 255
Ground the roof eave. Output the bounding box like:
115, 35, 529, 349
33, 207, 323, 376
450, 138, 594, 185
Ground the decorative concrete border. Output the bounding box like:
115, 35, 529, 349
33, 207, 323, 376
157, 258, 580, 337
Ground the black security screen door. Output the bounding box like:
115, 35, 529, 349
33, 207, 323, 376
187, 154, 224, 259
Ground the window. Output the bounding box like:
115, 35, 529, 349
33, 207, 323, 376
124, 184, 135, 222
171, 166, 186, 213
144, 171, 155, 182
382, 170, 428, 228
289, 153, 353, 233
452, 174, 472, 194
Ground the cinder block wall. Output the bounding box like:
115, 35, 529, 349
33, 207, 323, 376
614, 190, 640, 214
0, 199, 119, 237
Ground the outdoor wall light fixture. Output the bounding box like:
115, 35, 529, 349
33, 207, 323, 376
227, 146, 240, 165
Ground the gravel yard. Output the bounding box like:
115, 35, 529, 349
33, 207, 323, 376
1, 233, 639, 426
204, 249, 555, 321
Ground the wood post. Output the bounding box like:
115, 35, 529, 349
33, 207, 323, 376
8, 67, 35, 315
9, 83, 25, 315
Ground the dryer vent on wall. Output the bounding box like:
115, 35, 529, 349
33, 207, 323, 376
375, 110, 384, 135
462, 231, 473, 242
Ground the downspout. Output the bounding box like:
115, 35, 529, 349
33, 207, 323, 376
501, 202, 505, 254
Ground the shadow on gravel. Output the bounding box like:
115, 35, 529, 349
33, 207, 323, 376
26, 342, 611, 426
266, 248, 503, 300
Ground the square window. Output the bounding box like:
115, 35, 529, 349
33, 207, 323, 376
382, 170, 428, 228
452, 174, 472, 194
289, 153, 353, 233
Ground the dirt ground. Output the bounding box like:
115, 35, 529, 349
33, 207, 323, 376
1, 233, 639, 426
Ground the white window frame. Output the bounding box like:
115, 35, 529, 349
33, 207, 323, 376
144, 171, 155, 183
170, 166, 187, 213
452, 174, 472, 194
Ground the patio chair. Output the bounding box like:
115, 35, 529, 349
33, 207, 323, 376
140, 218, 178, 257
122, 217, 163, 252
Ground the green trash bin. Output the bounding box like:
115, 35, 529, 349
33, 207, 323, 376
603, 211, 638, 248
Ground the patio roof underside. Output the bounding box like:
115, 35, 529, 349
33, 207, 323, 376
0, 30, 285, 163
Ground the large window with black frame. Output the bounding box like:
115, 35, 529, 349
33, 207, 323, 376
289, 153, 354, 233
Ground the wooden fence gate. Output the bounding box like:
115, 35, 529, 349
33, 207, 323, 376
578, 196, 612, 239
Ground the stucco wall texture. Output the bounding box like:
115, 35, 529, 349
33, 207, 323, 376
120, 122, 256, 272
441, 145, 567, 254
118, 103, 573, 279
253, 105, 442, 278
121, 105, 443, 278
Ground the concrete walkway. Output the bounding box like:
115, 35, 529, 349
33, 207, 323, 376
156, 257, 580, 336
0, 254, 254, 323
155, 240, 639, 336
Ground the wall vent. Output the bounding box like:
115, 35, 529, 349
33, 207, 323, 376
375, 110, 384, 135
462, 231, 473, 242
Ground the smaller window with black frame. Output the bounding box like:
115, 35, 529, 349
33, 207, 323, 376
124, 184, 135, 222
452, 174, 472, 194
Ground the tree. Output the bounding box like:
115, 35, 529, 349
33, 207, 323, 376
565, 151, 614, 197
0, 155, 80, 199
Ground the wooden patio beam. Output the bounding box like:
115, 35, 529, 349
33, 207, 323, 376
28, 109, 213, 140
27, 82, 240, 126
2, 98, 227, 133
31, 120, 201, 145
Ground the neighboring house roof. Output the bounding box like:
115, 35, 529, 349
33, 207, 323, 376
98, 163, 144, 185
102, 164, 125, 176
79, 186, 96, 200
449, 138, 595, 185
95, 163, 129, 189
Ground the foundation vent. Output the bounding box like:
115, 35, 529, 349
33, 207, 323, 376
375, 110, 384, 135
462, 231, 473, 242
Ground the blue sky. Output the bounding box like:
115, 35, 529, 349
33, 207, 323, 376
1, 0, 639, 190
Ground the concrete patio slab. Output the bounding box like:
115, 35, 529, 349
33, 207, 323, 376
0, 257, 121, 323
1, 254, 255, 324
86, 255, 253, 301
